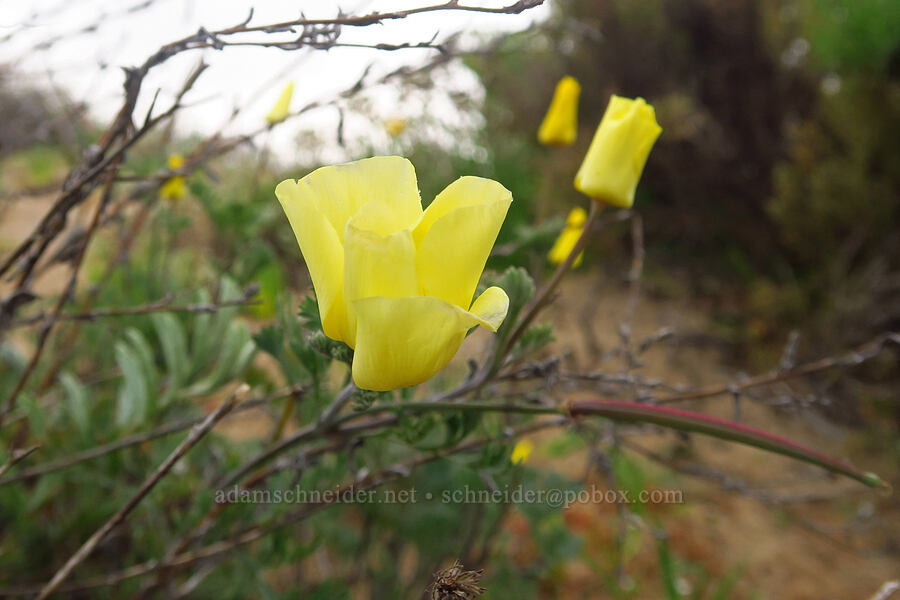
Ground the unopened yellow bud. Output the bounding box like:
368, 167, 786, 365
265, 82, 294, 125
510, 439, 534, 464
575, 95, 661, 208
538, 76, 581, 147
385, 118, 407, 138
548, 207, 587, 268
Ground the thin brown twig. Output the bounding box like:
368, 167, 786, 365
0, 418, 560, 597
0, 445, 40, 479
498, 201, 601, 364
1, 164, 119, 424
0, 386, 302, 487
34, 386, 242, 600
656, 332, 900, 404
7, 288, 260, 329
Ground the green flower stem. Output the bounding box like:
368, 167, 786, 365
566, 400, 885, 489
495, 200, 601, 368
344, 399, 884, 489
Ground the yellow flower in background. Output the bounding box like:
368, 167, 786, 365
265, 82, 294, 125
160, 153, 187, 201
167, 154, 185, 170
510, 439, 534, 464
276, 156, 512, 391
548, 206, 587, 268
385, 118, 407, 138
538, 76, 581, 146
575, 95, 661, 208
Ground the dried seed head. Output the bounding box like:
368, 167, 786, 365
428, 560, 485, 600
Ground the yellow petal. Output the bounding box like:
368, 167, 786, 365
342, 224, 418, 348
574, 95, 662, 208
351, 287, 509, 391
468, 285, 509, 332
275, 179, 349, 343
538, 76, 581, 147
292, 156, 421, 244
265, 82, 294, 125
413, 177, 512, 309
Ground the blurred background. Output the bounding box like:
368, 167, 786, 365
1, 0, 898, 598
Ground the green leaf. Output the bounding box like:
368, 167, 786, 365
511, 323, 554, 360
19, 394, 47, 439
151, 313, 190, 391
124, 328, 159, 409
496, 266, 535, 330
115, 341, 148, 427
181, 321, 254, 397
655, 529, 680, 600
192, 278, 242, 373
541, 431, 586, 458
253, 325, 283, 359
298, 294, 322, 330
59, 371, 90, 437
190, 288, 214, 363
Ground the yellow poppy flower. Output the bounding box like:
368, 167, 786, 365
510, 439, 534, 464
160, 153, 187, 201
265, 82, 294, 125
275, 156, 512, 391
538, 76, 581, 146
385, 118, 407, 138
548, 207, 587, 268
575, 95, 662, 208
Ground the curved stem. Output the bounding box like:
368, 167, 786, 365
497, 200, 601, 365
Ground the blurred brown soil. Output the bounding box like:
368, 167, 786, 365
506, 273, 899, 600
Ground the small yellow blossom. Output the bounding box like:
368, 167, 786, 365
538, 76, 581, 146
511, 439, 534, 465
575, 95, 661, 208
160, 153, 187, 201
265, 82, 294, 125
385, 118, 407, 138
276, 156, 512, 391
548, 207, 587, 268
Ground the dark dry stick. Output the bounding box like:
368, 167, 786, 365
1, 166, 118, 424
656, 332, 900, 404
34, 388, 240, 600
0, 445, 39, 479
8, 291, 259, 329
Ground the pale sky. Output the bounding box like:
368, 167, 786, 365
0, 0, 549, 163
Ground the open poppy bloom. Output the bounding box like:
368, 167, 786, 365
276, 156, 511, 391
